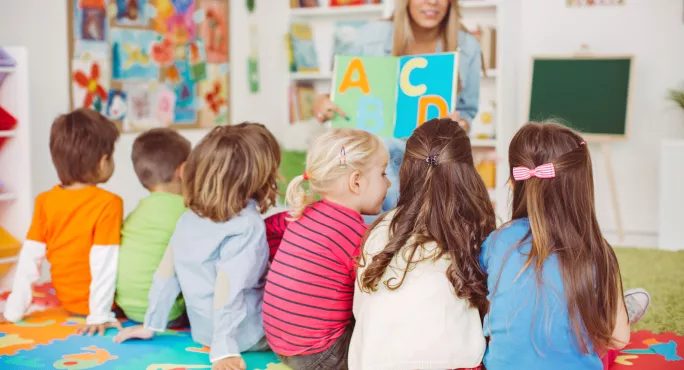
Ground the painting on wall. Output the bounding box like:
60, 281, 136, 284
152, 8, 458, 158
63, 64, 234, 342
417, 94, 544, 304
68, 0, 231, 132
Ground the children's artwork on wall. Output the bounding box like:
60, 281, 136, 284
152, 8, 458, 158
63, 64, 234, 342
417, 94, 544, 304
72, 0, 109, 58
566, 0, 625, 6
68, 0, 231, 132
111, 29, 159, 80
200, 0, 230, 63
113, 0, 150, 26
71, 58, 110, 115
199, 63, 229, 126
106, 89, 128, 120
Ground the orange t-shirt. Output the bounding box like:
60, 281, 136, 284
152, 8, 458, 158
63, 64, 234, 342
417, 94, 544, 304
26, 186, 123, 315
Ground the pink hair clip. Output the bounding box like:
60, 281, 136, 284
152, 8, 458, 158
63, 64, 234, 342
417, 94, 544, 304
512, 163, 556, 181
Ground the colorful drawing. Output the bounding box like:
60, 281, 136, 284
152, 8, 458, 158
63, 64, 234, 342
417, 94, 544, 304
106, 89, 128, 120
72, 0, 109, 57
72, 58, 110, 114
53, 345, 117, 369
114, 0, 148, 26
331, 53, 459, 139
151, 37, 175, 65
187, 40, 207, 81
125, 84, 155, 124
68, 0, 230, 131
166, 1, 197, 45
155, 86, 176, 124
111, 29, 159, 80
172, 61, 197, 123
200, 0, 229, 63
199, 63, 229, 127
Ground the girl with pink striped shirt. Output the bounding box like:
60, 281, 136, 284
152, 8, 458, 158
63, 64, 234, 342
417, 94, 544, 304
262, 128, 390, 370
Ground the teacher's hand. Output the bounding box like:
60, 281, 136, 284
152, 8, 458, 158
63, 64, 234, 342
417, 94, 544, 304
313, 94, 348, 123
445, 111, 470, 133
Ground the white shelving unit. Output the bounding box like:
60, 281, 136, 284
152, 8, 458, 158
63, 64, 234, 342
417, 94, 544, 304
284, 2, 508, 220
0, 47, 32, 285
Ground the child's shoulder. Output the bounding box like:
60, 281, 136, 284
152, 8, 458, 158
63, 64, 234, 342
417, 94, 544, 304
483, 219, 530, 250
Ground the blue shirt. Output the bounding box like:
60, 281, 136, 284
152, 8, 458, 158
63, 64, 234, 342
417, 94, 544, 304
350, 21, 482, 122
479, 219, 602, 370
143, 200, 268, 362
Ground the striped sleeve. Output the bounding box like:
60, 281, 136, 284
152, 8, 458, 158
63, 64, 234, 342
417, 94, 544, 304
265, 212, 290, 263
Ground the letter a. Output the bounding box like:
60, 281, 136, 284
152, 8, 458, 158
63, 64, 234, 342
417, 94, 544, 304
417, 95, 449, 127
338, 58, 370, 95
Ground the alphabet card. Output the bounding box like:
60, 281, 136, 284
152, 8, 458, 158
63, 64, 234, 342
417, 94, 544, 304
331, 52, 459, 139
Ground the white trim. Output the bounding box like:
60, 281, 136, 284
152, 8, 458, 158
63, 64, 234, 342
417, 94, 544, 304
86, 244, 118, 325
210, 354, 242, 363
3, 240, 45, 322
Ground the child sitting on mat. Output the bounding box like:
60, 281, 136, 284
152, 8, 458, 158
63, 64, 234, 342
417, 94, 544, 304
480, 122, 650, 370
115, 128, 191, 326
1, 108, 123, 336
350, 118, 492, 370
263, 128, 390, 370
114, 123, 281, 370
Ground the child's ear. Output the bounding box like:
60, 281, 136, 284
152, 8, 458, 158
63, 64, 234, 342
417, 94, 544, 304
177, 162, 186, 180
348, 170, 362, 195
99, 155, 110, 170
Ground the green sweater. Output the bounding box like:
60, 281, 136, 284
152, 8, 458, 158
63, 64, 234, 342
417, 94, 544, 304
115, 192, 187, 323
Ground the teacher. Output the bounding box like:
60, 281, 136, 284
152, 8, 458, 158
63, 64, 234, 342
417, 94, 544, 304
313, 0, 482, 220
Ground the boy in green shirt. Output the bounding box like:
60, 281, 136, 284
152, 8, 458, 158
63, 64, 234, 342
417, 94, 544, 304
115, 128, 191, 325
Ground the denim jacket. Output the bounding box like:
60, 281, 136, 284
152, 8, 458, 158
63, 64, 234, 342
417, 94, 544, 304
348, 21, 482, 122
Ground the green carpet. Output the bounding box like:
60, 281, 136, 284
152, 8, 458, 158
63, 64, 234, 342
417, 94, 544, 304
616, 247, 684, 334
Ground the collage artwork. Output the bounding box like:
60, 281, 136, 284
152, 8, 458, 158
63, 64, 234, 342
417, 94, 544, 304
69, 0, 230, 132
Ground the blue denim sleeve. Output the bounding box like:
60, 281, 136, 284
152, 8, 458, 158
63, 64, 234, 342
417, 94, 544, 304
457, 41, 482, 123
210, 223, 269, 362
479, 233, 491, 275
143, 248, 181, 331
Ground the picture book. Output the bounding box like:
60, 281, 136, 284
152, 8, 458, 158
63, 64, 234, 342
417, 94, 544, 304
289, 22, 319, 72
331, 52, 459, 139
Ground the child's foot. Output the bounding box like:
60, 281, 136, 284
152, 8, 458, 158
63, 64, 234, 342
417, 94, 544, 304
624, 288, 650, 325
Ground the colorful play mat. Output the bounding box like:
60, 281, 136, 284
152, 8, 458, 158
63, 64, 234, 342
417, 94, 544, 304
0, 283, 682, 369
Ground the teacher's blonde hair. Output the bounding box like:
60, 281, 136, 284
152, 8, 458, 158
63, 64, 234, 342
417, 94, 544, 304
286, 128, 386, 220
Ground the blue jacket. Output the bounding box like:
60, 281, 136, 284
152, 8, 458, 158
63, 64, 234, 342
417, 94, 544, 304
349, 21, 482, 122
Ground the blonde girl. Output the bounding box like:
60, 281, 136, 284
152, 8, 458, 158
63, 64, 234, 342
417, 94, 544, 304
262, 128, 390, 370
114, 123, 281, 370
350, 118, 493, 370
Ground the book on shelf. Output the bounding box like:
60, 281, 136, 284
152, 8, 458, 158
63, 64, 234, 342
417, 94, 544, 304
291, 0, 319, 8
289, 82, 317, 123
330, 20, 370, 69
289, 22, 320, 73
331, 52, 459, 139
473, 150, 496, 189
330, 0, 381, 5
472, 25, 497, 71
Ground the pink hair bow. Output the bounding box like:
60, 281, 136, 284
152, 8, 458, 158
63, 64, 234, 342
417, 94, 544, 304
512, 163, 556, 181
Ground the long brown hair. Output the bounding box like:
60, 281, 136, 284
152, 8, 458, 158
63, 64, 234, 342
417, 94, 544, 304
359, 118, 495, 315
507, 122, 624, 353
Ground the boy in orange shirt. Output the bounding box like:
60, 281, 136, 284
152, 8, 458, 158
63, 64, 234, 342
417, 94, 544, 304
0, 108, 123, 336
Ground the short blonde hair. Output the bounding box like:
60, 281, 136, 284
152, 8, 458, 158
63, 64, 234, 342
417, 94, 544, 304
286, 128, 386, 219
183, 124, 281, 223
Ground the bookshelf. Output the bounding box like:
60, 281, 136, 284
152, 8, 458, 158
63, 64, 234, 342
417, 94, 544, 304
0, 47, 32, 285
284, 1, 508, 220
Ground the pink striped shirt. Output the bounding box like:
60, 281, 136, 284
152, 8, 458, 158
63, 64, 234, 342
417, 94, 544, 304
263, 200, 366, 356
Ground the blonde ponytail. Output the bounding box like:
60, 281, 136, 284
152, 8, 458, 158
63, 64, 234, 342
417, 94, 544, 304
286, 174, 315, 220
286, 128, 386, 220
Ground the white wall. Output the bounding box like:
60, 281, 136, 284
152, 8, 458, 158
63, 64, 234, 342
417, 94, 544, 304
0, 0, 288, 216
511, 0, 684, 247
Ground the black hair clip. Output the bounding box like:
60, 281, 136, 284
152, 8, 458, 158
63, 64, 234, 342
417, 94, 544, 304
426, 155, 438, 167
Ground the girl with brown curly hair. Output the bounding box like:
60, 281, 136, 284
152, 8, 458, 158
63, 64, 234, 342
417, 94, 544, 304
350, 118, 495, 370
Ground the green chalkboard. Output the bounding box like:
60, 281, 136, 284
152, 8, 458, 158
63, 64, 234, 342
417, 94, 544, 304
528, 57, 632, 139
